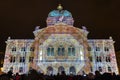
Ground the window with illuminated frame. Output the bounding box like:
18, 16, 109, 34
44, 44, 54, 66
47, 46, 54, 56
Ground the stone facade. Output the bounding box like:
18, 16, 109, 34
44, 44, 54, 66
3, 5, 119, 75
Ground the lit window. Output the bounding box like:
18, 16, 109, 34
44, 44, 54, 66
47, 47, 54, 56
68, 46, 75, 56
81, 56, 84, 60
40, 56, 42, 60
58, 46, 64, 56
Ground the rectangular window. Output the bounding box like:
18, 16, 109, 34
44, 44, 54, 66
68, 47, 75, 56
96, 47, 100, 51
10, 57, 12, 62
12, 47, 16, 52
10, 56, 15, 63
104, 47, 109, 51
108, 67, 111, 72
13, 57, 15, 62
96, 56, 102, 62
19, 67, 23, 73
20, 57, 22, 63
106, 56, 111, 62
51, 48, 54, 56
21, 47, 26, 51
72, 48, 75, 56
29, 57, 34, 62
20, 57, 25, 63
47, 48, 51, 56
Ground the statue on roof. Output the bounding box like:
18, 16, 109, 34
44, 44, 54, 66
35, 26, 40, 31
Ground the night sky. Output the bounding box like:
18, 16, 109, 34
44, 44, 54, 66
0, 0, 120, 52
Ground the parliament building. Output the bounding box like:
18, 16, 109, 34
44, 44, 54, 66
3, 5, 119, 75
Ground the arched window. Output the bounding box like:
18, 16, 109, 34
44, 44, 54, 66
68, 46, 75, 56
47, 47, 54, 56
58, 45, 65, 56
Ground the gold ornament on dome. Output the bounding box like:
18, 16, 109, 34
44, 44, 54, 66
57, 4, 63, 10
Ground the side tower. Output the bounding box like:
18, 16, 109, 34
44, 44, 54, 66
88, 37, 119, 74
3, 37, 34, 74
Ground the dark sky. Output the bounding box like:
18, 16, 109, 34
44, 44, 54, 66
0, 0, 120, 52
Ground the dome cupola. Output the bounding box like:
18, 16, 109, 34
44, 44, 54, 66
46, 4, 74, 26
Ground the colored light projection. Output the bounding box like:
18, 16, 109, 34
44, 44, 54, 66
3, 4, 119, 75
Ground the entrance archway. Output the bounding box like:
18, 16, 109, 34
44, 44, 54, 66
69, 66, 76, 75
47, 66, 53, 75
58, 66, 65, 74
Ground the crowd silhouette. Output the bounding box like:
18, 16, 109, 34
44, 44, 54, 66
0, 69, 120, 80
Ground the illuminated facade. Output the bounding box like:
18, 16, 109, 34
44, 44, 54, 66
3, 5, 119, 75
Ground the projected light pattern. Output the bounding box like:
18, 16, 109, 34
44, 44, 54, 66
3, 4, 119, 75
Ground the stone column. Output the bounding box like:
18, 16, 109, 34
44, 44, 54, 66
32, 37, 39, 70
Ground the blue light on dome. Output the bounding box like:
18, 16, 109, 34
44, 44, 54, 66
63, 10, 72, 17
48, 10, 72, 17
48, 10, 60, 17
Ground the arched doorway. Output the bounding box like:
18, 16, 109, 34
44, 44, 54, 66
47, 66, 53, 75
58, 66, 65, 74
69, 66, 76, 75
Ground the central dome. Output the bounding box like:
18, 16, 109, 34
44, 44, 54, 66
48, 4, 72, 17
46, 4, 74, 26
48, 10, 72, 17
